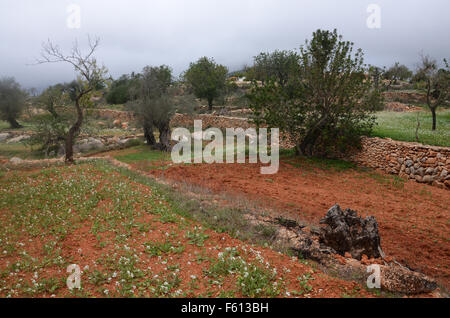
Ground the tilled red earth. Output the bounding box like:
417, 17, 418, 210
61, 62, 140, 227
148, 159, 450, 289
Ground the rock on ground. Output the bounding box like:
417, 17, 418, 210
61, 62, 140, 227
9, 157, 24, 165
6, 135, 30, 144
319, 204, 382, 260
74, 138, 105, 153
0, 133, 10, 142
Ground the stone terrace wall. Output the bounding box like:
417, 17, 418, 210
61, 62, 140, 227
93, 109, 135, 122
170, 113, 254, 130
170, 113, 450, 189
382, 91, 427, 104
346, 137, 450, 189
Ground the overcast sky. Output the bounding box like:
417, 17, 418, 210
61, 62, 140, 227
1, 0, 449, 90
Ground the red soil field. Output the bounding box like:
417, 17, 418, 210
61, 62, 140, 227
148, 159, 450, 289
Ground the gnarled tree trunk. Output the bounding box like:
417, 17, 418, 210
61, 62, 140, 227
297, 115, 329, 156
7, 117, 22, 129
143, 123, 156, 146
157, 122, 171, 152
208, 98, 213, 112
65, 99, 83, 163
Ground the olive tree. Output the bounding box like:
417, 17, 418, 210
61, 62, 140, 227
36, 37, 107, 162
183, 57, 228, 112
416, 55, 450, 130
383, 62, 412, 90
106, 73, 140, 104
248, 29, 382, 157
127, 65, 186, 151
252, 50, 300, 87
0, 77, 27, 128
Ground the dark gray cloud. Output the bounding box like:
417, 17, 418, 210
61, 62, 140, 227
1, 0, 449, 90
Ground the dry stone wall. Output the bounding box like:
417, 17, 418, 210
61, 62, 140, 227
93, 109, 135, 122
346, 137, 450, 189
382, 91, 427, 104
170, 113, 254, 130
170, 113, 450, 189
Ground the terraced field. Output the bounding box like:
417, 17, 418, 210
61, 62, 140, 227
0, 162, 372, 298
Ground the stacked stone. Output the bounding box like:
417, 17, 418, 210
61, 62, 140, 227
94, 109, 135, 121
350, 137, 449, 189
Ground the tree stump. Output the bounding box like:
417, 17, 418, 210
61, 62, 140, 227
319, 204, 383, 260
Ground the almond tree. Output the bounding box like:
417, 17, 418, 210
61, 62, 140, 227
37, 37, 107, 162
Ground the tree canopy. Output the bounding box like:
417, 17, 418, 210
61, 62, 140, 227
248, 29, 382, 157
415, 55, 450, 130
183, 57, 228, 111
250, 50, 300, 87
0, 77, 27, 128
127, 65, 177, 151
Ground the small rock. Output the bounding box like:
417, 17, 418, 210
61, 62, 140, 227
0, 133, 10, 142
381, 264, 437, 295
6, 135, 30, 144
422, 175, 434, 184
9, 157, 23, 165
416, 167, 424, 177
432, 181, 446, 189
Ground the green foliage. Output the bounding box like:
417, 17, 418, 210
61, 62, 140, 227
26, 114, 69, 156
205, 248, 283, 297
185, 226, 209, 247
106, 74, 140, 104
126, 65, 173, 150
248, 29, 381, 157
383, 62, 413, 89
37, 84, 67, 118
415, 55, 450, 130
115, 146, 171, 163
127, 65, 195, 151
252, 50, 300, 86
0, 77, 28, 128
183, 57, 228, 111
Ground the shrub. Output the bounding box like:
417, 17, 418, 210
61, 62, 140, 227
248, 29, 382, 157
